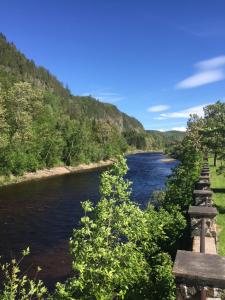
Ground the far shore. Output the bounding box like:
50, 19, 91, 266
126, 149, 163, 155
0, 160, 114, 187
160, 158, 176, 162
0, 150, 166, 187
160, 155, 176, 163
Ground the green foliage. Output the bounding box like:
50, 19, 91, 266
146, 130, 185, 151
202, 101, 225, 166
0, 33, 70, 98
163, 116, 203, 211
0, 33, 158, 178
0, 32, 189, 178
123, 130, 147, 149
53, 156, 185, 300
0, 82, 130, 176
0, 247, 48, 300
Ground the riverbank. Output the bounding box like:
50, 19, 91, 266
0, 160, 114, 187
126, 149, 163, 155
0, 150, 166, 187
160, 157, 176, 163
210, 158, 225, 255
159, 154, 176, 163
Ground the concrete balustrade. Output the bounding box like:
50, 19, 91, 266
196, 180, 211, 190
193, 189, 213, 206
188, 205, 217, 241
173, 159, 225, 300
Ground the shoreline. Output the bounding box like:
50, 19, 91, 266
0, 160, 114, 187
0, 150, 166, 187
126, 149, 163, 155
160, 153, 176, 162
160, 157, 176, 163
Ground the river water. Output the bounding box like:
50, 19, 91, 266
0, 152, 177, 289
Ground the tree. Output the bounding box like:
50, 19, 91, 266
0, 91, 8, 149
54, 157, 181, 300
203, 101, 225, 166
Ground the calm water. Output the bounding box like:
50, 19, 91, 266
0, 152, 177, 289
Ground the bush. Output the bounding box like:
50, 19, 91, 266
53, 156, 184, 299
0, 248, 48, 300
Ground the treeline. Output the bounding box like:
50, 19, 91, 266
202, 102, 225, 168
146, 130, 185, 150
0, 82, 129, 176
0, 33, 70, 97
167, 101, 225, 169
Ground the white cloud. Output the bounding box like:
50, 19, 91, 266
172, 126, 186, 132
153, 116, 167, 120
159, 104, 207, 119
195, 56, 225, 70
176, 55, 225, 89
147, 104, 170, 112
158, 128, 165, 132
81, 90, 124, 103
176, 69, 225, 89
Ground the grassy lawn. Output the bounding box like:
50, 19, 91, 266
209, 158, 225, 255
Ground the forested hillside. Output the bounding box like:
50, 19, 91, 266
146, 130, 185, 150
0, 33, 143, 133
0, 33, 184, 177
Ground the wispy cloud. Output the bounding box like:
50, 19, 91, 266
176, 70, 224, 89
147, 104, 170, 112
195, 56, 225, 70
172, 126, 186, 132
159, 104, 207, 119
153, 116, 167, 120
81, 89, 124, 103
176, 55, 225, 89
179, 23, 225, 38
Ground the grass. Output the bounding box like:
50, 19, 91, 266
209, 158, 225, 255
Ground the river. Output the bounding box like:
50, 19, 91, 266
0, 152, 177, 289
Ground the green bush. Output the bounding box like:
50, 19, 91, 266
0, 248, 48, 300
53, 157, 184, 299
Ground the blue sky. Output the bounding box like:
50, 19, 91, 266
1, 0, 225, 131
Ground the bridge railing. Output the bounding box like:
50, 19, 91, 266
173, 157, 225, 300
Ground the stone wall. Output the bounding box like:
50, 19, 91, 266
176, 285, 225, 300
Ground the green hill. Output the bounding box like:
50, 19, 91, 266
0, 33, 143, 133
0, 33, 184, 178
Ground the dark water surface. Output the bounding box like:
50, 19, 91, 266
0, 152, 177, 289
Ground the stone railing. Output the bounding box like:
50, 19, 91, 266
173, 158, 225, 300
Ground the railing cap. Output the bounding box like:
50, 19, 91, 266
199, 175, 210, 180
173, 250, 225, 288
188, 205, 217, 217
193, 189, 213, 195
196, 180, 211, 186
201, 172, 210, 175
